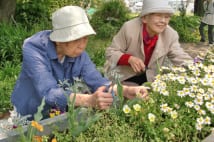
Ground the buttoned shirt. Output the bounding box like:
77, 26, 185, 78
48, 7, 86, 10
11, 30, 109, 117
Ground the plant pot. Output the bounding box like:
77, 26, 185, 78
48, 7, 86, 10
202, 133, 214, 142
0, 113, 68, 142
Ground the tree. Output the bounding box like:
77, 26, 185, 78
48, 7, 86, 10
194, 0, 204, 16
0, 0, 16, 22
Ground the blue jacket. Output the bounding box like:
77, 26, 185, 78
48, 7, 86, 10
11, 30, 109, 118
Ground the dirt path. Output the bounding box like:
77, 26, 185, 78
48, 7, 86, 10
181, 42, 211, 58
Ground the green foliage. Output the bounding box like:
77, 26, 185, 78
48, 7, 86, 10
90, 0, 103, 8
15, 0, 51, 27
169, 15, 201, 42
121, 49, 214, 141
116, 77, 124, 109
203, 48, 214, 66
108, 70, 125, 110
90, 0, 130, 39
48, 0, 77, 13
86, 36, 111, 67
33, 98, 46, 121
69, 0, 90, 8
0, 21, 52, 68
0, 23, 27, 67
96, 23, 118, 39
15, 0, 83, 28
19, 98, 45, 142
54, 111, 143, 142
14, 0, 102, 29
0, 62, 20, 113
52, 79, 102, 141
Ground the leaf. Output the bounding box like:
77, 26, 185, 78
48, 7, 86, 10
34, 97, 45, 121
116, 78, 124, 108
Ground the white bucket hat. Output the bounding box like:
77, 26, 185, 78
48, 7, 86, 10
50, 6, 96, 42
141, 0, 174, 17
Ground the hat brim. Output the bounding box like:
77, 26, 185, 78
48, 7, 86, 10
50, 23, 96, 42
141, 7, 174, 17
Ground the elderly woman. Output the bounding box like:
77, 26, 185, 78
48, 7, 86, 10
11, 6, 148, 120
104, 0, 192, 86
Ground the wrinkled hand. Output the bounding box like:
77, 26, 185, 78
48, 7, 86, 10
128, 56, 145, 73
92, 86, 113, 110
124, 86, 149, 100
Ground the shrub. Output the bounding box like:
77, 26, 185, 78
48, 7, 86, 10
95, 23, 118, 39
86, 36, 111, 67
90, 0, 130, 39
0, 21, 53, 68
0, 23, 27, 67
0, 62, 20, 113
169, 15, 201, 42
15, 0, 51, 27
14, 0, 102, 29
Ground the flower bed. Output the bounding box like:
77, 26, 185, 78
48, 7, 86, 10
0, 48, 214, 141
122, 48, 214, 141
0, 109, 68, 141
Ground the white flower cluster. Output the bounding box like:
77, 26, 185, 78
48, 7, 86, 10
151, 60, 214, 131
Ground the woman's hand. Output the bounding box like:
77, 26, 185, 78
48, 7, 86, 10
123, 86, 149, 100
71, 86, 148, 109
91, 86, 113, 110
128, 56, 146, 73
70, 86, 113, 109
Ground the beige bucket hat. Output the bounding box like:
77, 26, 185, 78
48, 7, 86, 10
141, 0, 174, 17
50, 6, 96, 42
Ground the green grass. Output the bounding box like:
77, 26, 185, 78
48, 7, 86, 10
0, 63, 20, 113
86, 36, 111, 74
53, 110, 144, 142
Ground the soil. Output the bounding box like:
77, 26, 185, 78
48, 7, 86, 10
181, 42, 211, 58
0, 112, 10, 120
